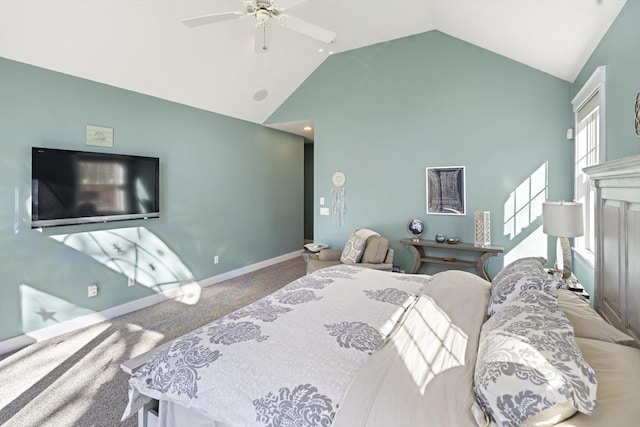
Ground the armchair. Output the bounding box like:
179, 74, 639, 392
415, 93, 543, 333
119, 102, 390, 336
305, 228, 394, 274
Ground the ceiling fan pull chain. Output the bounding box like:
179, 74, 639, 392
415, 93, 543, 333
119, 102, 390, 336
261, 24, 268, 51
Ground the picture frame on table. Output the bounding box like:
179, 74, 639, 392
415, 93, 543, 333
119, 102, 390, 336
426, 166, 466, 215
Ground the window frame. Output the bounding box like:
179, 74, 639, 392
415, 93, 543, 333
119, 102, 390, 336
571, 66, 606, 267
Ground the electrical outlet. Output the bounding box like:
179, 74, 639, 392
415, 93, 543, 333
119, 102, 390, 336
88, 284, 98, 297
128, 276, 135, 287
214, 256, 219, 264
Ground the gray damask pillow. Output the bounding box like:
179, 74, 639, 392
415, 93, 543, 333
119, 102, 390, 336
487, 257, 565, 316
487, 275, 568, 316
492, 257, 548, 285
340, 233, 366, 264
475, 291, 598, 427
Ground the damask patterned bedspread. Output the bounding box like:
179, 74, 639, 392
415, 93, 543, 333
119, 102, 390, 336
123, 265, 430, 426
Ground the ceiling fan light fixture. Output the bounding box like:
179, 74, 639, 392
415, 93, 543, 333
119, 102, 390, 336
256, 9, 270, 25
182, 0, 336, 50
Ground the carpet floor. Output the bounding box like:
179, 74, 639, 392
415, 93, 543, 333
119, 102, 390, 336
0, 256, 306, 427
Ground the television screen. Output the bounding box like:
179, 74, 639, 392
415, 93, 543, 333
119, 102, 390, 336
31, 147, 160, 228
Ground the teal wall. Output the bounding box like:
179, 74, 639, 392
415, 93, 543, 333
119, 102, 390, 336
573, 0, 640, 162
0, 58, 304, 342
269, 31, 574, 276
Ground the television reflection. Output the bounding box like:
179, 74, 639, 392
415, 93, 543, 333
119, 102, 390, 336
76, 160, 127, 215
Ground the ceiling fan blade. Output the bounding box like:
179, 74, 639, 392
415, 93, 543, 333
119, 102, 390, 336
254, 23, 270, 53
182, 11, 245, 28
277, 14, 336, 44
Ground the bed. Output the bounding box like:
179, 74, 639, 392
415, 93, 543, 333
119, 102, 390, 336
122, 155, 640, 427
121, 266, 640, 427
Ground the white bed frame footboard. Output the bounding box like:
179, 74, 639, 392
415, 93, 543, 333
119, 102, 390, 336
121, 343, 170, 427
136, 400, 159, 427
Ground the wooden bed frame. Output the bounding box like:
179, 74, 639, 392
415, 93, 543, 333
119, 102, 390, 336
585, 154, 640, 346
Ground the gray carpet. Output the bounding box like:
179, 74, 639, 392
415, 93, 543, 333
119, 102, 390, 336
0, 256, 306, 427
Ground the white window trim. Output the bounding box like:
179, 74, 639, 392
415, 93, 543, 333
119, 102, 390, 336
573, 246, 594, 269
572, 65, 606, 161
571, 65, 606, 269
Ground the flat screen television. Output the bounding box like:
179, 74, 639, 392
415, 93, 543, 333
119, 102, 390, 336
31, 147, 160, 228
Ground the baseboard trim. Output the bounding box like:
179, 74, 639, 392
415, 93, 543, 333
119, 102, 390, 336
0, 250, 302, 355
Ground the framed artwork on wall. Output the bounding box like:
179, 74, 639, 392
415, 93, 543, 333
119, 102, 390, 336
426, 166, 466, 215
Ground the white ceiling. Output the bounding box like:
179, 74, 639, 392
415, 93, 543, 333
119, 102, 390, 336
0, 0, 626, 140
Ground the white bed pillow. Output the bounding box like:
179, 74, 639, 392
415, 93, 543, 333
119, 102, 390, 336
475, 290, 598, 427
557, 290, 636, 346
487, 257, 567, 316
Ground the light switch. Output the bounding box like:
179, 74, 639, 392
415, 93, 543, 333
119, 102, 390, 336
320, 207, 330, 216
320, 197, 325, 206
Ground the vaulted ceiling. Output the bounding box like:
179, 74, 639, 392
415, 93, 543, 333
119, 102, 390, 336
0, 0, 627, 138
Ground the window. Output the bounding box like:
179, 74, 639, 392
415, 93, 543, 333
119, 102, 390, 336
571, 66, 605, 265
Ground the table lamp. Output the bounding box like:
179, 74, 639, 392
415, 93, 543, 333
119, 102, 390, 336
542, 201, 584, 281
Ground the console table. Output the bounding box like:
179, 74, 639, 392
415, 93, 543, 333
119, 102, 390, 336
400, 238, 504, 281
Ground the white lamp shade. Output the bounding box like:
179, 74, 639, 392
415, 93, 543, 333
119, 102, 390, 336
542, 202, 584, 237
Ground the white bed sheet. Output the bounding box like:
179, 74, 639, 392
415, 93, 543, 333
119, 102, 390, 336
150, 270, 491, 427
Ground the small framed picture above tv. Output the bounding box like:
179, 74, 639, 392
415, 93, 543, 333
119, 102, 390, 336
426, 166, 466, 215
31, 147, 160, 228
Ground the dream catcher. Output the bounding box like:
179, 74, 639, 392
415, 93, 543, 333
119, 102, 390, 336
331, 171, 347, 227
635, 91, 639, 137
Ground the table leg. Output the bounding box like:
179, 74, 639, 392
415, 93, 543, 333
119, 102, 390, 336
477, 252, 495, 281
404, 243, 422, 274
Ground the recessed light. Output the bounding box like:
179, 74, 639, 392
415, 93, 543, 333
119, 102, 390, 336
303, 126, 312, 131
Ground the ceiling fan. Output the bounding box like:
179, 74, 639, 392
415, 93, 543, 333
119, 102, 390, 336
182, 0, 336, 53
